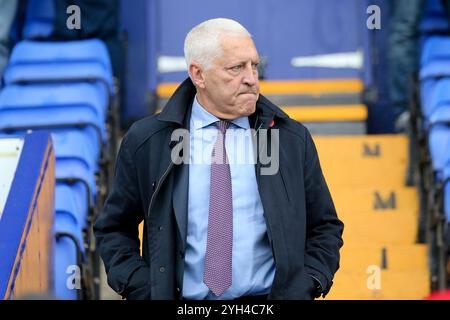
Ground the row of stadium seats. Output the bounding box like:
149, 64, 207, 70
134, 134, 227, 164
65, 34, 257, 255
419, 36, 450, 222
411, 23, 450, 289
0, 38, 118, 299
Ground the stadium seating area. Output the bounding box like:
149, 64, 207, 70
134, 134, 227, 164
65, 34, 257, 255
0, 1, 119, 299
410, 0, 450, 291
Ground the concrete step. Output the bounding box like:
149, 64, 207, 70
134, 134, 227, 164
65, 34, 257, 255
341, 212, 418, 245
325, 270, 430, 300
313, 135, 409, 188
331, 187, 418, 217
283, 105, 367, 123
338, 243, 428, 273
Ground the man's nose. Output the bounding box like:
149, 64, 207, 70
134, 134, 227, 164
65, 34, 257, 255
242, 64, 258, 87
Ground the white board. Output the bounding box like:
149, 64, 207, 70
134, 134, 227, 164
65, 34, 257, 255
0, 138, 24, 220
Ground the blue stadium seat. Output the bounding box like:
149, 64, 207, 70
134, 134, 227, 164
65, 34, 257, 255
421, 36, 450, 67
421, 18, 450, 35
427, 79, 450, 177
59, 181, 90, 230
419, 37, 450, 118
52, 128, 100, 203
51, 128, 101, 174
423, 78, 450, 121
4, 39, 114, 95
444, 166, 450, 222
428, 123, 450, 180
54, 184, 85, 300
54, 236, 79, 300
0, 83, 108, 143
420, 0, 450, 35
22, 0, 55, 40
56, 183, 88, 230
55, 160, 96, 205
421, 79, 438, 120
420, 58, 450, 81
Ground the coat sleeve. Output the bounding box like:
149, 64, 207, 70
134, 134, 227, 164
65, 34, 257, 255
93, 130, 150, 298
303, 128, 344, 297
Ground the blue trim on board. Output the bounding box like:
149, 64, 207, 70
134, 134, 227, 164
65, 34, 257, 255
0, 131, 53, 299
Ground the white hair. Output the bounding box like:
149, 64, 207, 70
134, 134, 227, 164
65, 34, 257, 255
184, 18, 251, 71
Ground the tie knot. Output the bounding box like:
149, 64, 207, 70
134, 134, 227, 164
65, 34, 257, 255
215, 120, 230, 134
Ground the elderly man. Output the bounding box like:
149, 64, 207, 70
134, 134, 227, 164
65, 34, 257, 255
94, 18, 343, 300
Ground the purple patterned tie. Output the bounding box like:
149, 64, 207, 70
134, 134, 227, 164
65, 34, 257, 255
203, 120, 233, 296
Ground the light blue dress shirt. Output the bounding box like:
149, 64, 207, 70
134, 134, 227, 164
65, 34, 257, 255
182, 96, 275, 300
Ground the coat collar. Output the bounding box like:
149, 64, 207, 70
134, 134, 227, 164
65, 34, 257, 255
158, 77, 289, 128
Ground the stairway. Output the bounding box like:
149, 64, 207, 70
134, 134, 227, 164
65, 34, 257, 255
312, 135, 430, 299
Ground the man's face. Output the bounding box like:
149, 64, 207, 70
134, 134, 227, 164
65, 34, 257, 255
201, 35, 260, 119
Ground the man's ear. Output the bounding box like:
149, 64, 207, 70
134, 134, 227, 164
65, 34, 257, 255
189, 63, 206, 89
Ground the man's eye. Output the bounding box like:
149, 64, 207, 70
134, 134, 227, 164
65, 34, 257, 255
252, 63, 259, 70
231, 65, 243, 71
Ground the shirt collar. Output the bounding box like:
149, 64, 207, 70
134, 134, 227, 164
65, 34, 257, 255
190, 95, 250, 130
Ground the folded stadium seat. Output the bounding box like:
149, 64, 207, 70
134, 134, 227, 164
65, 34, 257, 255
56, 159, 96, 203
420, 74, 450, 116
56, 183, 86, 244
0, 83, 108, 144
421, 36, 450, 66
427, 79, 450, 179
420, 37, 450, 116
428, 122, 450, 181
423, 78, 450, 124
59, 181, 90, 230
54, 185, 85, 300
3, 39, 114, 96
56, 183, 89, 232
444, 166, 450, 222
421, 18, 450, 36
22, 0, 55, 40
51, 128, 100, 209
51, 127, 101, 174
54, 235, 79, 300
420, 0, 450, 36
